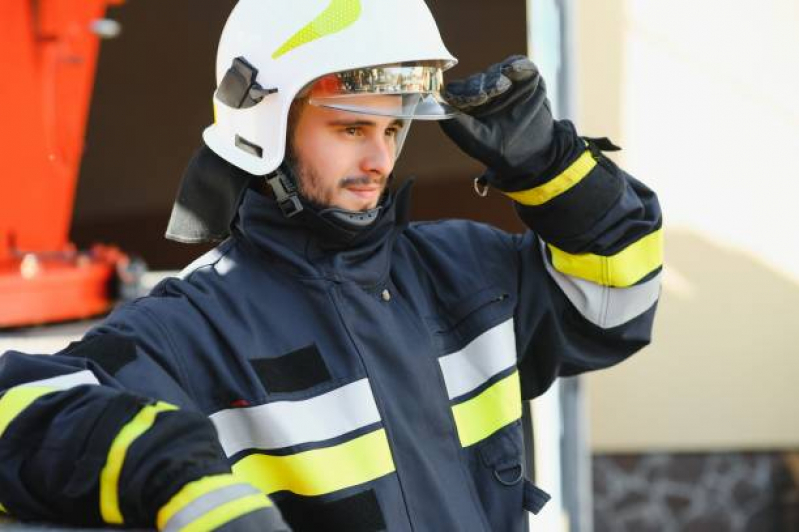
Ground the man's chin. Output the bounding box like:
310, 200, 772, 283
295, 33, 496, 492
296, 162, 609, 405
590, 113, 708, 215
335, 190, 384, 212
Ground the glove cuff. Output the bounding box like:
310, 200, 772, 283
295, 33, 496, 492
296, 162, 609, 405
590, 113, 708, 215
481, 119, 585, 193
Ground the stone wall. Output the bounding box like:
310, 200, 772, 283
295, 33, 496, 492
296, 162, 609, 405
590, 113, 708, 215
593, 452, 799, 531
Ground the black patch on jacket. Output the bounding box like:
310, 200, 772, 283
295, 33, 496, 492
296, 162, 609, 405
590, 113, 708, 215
250, 345, 331, 393
63, 334, 137, 376
278, 490, 385, 532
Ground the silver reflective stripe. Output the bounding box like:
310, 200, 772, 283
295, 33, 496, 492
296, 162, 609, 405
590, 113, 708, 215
178, 248, 224, 279
438, 319, 517, 400
20, 370, 100, 390
541, 239, 661, 328
210, 378, 380, 456
163, 483, 260, 532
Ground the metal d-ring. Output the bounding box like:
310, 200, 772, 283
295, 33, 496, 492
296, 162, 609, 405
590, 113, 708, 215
473, 176, 489, 197
494, 464, 524, 486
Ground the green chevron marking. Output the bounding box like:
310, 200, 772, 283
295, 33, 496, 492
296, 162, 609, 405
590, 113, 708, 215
272, 0, 362, 59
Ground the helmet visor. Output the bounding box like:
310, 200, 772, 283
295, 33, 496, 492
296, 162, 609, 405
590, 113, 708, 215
306, 66, 458, 120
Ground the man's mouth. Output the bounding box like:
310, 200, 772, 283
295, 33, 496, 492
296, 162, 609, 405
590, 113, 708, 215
344, 185, 381, 199
340, 176, 385, 199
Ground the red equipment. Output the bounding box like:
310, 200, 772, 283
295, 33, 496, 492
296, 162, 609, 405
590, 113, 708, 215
0, 0, 127, 327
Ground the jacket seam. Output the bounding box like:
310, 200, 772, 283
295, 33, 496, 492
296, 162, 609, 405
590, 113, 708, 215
134, 305, 200, 403
326, 285, 416, 531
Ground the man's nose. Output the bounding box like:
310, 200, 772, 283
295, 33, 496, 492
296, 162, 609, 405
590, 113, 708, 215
360, 136, 394, 177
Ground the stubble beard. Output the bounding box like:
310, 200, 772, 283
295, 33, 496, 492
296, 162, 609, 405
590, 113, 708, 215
291, 157, 388, 211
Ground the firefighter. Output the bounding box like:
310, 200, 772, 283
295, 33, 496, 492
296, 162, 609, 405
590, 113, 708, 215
0, 0, 663, 530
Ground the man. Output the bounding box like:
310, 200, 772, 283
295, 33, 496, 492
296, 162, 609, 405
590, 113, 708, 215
0, 0, 662, 530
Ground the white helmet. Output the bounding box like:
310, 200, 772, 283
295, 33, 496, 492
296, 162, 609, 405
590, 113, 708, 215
203, 0, 458, 176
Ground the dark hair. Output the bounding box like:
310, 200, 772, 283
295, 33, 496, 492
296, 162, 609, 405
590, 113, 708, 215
285, 97, 308, 160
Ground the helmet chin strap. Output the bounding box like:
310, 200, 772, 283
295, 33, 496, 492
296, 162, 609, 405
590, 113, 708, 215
266, 162, 386, 232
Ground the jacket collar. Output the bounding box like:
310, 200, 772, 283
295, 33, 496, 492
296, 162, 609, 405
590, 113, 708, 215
234, 179, 414, 285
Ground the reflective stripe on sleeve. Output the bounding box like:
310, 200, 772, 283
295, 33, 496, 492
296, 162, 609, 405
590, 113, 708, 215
0, 502, 7, 513
505, 150, 596, 206
157, 474, 270, 532
211, 378, 381, 455
0, 386, 57, 438
0, 371, 101, 439
438, 319, 516, 400
17, 370, 100, 390
451, 371, 522, 447
547, 229, 663, 288
176, 493, 273, 532
542, 239, 661, 328
100, 402, 178, 525
232, 428, 394, 497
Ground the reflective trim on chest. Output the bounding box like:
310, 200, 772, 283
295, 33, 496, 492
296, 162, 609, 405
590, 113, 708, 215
210, 378, 394, 497
437, 318, 522, 447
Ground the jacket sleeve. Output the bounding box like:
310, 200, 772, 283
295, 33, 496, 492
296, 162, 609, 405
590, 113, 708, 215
0, 309, 289, 531
507, 122, 663, 399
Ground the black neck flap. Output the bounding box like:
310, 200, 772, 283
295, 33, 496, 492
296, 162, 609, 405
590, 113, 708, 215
165, 144, 256, 244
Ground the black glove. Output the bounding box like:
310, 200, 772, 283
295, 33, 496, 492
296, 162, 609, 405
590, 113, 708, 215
439, 55, 557, 191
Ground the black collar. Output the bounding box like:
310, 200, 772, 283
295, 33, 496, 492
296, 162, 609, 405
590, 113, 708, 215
235, 176, 414, 284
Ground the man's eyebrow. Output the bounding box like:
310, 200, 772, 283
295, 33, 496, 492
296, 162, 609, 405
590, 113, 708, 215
327, 119, 406, 129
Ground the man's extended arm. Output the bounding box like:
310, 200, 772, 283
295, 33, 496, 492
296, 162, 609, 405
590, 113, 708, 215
0, 323, 289, 530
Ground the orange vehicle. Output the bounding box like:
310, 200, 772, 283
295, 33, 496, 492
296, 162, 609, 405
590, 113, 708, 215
0, 0, 128, 327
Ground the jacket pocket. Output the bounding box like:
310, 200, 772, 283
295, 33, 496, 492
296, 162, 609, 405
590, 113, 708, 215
437, 285, 510, 332
428, 285, 514, 356
467, 422, 531, 531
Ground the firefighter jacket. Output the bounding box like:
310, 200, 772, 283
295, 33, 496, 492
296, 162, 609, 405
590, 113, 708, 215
0, 133, 662, 531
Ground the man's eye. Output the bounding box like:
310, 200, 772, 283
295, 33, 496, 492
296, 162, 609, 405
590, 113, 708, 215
386, 128, 399, 137
345, 127, 361, 136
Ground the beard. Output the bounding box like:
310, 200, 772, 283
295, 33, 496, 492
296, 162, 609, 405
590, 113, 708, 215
290, 156, 389, 211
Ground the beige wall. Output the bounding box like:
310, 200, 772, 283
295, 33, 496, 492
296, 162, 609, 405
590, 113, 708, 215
575, 0, 799, 452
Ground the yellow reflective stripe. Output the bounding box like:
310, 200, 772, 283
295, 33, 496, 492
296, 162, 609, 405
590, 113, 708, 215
272, 0, 362, 59
452, 372, 522, 448
547, 229, 664, 288
179, 493, 271, 532
0, 501, 7, 514
232, 429, 394, 497
505, 150, 597, 206
156, 474, 263, 531
0, 386, 57, 438
100, 402, 178, 525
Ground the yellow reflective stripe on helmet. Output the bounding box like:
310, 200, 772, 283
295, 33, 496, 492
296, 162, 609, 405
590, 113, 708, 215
178, 493, 271, 532
272, 0, 362, 59
452, 371, 522, 448
232, 428, 394, 497
505, 149, 597, 206
547, 228, 664, 288
100, 402, 178, 525
0, 386, 57, 439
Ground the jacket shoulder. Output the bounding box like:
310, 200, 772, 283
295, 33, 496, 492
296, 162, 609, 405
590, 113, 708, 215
407, 218, 516, 247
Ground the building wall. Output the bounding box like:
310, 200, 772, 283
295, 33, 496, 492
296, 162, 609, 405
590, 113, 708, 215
574, 0, 799, 451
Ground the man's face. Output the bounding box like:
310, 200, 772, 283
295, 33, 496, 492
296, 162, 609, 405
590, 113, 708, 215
289, 96, 405, 212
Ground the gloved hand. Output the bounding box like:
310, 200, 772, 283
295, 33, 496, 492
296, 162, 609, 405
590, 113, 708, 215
439, 55, 556, 191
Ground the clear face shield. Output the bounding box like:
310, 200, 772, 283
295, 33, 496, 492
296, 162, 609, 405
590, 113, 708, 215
305, 65, 458, 120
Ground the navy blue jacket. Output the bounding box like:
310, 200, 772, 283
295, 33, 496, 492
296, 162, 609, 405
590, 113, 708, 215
0, 137, 662, 531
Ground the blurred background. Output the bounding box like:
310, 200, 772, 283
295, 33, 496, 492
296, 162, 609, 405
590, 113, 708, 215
2, 0, 798, 530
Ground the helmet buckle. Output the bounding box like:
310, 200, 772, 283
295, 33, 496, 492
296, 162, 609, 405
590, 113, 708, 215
267, 173, 303, 218
216, 57, 278, 110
